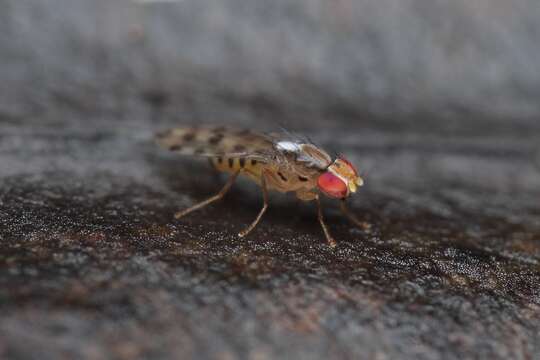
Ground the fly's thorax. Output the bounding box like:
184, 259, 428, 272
210, 156, 316, 193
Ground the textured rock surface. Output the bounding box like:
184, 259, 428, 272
1, 1, 540, 359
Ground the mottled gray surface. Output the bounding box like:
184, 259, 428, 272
1, 1, 540, 359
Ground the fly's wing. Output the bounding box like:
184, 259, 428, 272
269, 134, 333, 172
157, 126, 333, 173
156, 127, 276, 162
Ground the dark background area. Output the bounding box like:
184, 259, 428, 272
1, 0, 540, 359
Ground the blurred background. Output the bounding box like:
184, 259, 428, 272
1, 0, 540, 359
2, 0, 540, 128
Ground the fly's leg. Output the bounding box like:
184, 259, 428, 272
174, 170, 240, 219
238, 172, 268, 237
316, 196, 337, 248
340, 200, 371, 231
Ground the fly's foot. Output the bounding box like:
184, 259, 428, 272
327, 237, 337, 248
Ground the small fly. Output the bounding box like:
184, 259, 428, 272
157, 126, 368, 247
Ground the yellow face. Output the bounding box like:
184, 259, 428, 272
318, 157, 364, 199
331, 158, 364, 194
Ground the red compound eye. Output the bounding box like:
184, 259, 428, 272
317, 172, 348, 199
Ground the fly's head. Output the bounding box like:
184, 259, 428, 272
317, 157, 364, 199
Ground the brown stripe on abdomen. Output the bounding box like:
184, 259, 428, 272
210, 155, 264, 179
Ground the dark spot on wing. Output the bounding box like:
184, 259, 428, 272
239, 158, 246, 168
183, 132, 196, 142
277, 172, 287, 182
217, 157, 223, 164
250, 159, 258, 166
208, 133, 224, 145
169, 145, 182, 151
298, 175, 309, 182
228, 158, 234, 168
233, 144, 246, 152
157, 129, 172, 139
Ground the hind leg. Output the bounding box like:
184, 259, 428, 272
174, 170, 240, 219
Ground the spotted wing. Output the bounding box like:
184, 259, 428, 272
268, 133, 333, 172
157, 126, 333, 173
156, 126, 276, 162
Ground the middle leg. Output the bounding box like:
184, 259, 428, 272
238, 172, 269, 237
316, 196, 337, 248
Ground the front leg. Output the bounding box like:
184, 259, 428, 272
340, 200, 371, 231
296, 190, 336, 248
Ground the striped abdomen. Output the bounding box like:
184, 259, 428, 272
210, 156, 264, 180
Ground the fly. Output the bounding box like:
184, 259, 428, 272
156, 126, 368, 247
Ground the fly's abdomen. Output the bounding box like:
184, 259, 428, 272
211, 156, 263, 178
